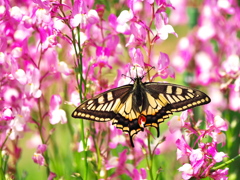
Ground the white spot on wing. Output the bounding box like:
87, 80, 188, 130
107, 92, 113, 101
166, 86, 172, 94
98, 96, 105, 104
176, 87, 183, 95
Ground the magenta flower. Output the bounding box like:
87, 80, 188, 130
176, 137, 192, 161
32, 144, 47, 166
155, 12, 177, 40
117, 10, 133, 25
178, 163, 193, 180
210, 168, 229, 180
37, 144, 47, 154
106, 150, 130, 175
48, 172, 57, 180
109, 126, 126, 148
49, 95, 67, 124
126, 22, 147, 47
1, 107, 15, 121
133, 168, 147, 180
8, 112, 27, 140
129, 48, 145, 67
32, 152, 45, 166
174, 110, 228, 179
221, 54, 239, 77
229, 87, 240, 111
151, 52, 175, 79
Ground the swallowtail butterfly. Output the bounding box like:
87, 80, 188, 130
72, 73, 211, 147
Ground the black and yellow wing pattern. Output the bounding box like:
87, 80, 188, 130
72, 76, 211, 147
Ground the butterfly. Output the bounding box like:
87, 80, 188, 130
72, 72, 211, 147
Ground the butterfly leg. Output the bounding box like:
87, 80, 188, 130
156, 125, 160, 137
129, 134, 135, 147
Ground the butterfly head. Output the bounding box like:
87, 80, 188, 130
131, 66, 155, 83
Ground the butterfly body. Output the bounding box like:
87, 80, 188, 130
72, 76, 211, 147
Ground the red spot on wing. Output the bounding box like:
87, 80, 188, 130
138, 114, 146, 128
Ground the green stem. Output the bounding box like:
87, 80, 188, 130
71, 24, 88, 180
147, 135, 154, 180
0, 151, 8, 180
212, 154, 240, 171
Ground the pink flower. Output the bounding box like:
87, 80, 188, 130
1, 107, 15, 121
196, 4, 216, 41
70, 0, 97, 28
126, 22, 147, 47
178, 163, 193, 180
171, 37, 194, 73
133, 168, 147, 180
205, 111, 228, 133
24, 65, 42, 98
212, 132, 226, 146
10, 6, 23, 21
108, 13, 130, 34
213, 115, 228, 132
194, 51, 215, 85
48, 172, 57, 180
168, 116, 182, 133
57, 61, 72, 76
155, 12, 177, 40
129, 48, 144, 67
32, 152, 45, 166
35, 8, 51, 25
8, 113, 26, 140
149, 52, 175, 79
229, 86, 240, 111
49, 95, 67, 124
109, 126, 126, 149
13, 69, 27, 85
37, 144, 47, 154
106, 149, 127, 167
189, 149, 204, 174
106, 149, 134, 177
117, 10, 133, 25
207, 145, 227, 163
221, 54, 239, 77
169, 0, 188, 25
32, 144, 47, 166
210, 168, 229, 180
176, 137, 192, 160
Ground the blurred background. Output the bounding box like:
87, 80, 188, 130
0, 0, 239, 180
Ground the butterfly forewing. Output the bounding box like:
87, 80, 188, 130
72, 85, 133, 121
144, 82, 211, 112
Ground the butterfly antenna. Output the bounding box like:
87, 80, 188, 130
121, 74, 134, 82
142, 66, 155, 78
